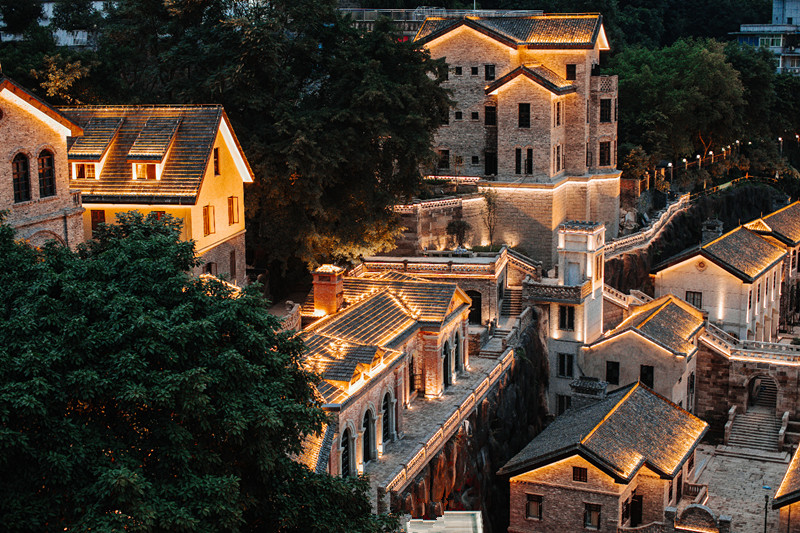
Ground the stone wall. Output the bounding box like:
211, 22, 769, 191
194, 232, 247, 286
390, 311, 550, 533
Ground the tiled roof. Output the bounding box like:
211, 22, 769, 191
67, 117, 123, 160
415, 14, 604, 49
702, 227, 786, 281
775, 447, 800, 508
294, 423, 335, 474
127, 117, 181, 161
60, 106, 223, 203
499, 383, 708, 481
760, 201, 800, 246
607, 295, 704, 356
0, 76, 83, 136
485, 64, 575, 96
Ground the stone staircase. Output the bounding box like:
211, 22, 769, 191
500, 287, 523, 317
728, 407, 780, 452
478, 335, 506, 358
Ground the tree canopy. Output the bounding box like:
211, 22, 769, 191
0, 212, 395, 532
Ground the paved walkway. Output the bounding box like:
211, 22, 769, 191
694, 444, 789, 532
364, 354, 506, 507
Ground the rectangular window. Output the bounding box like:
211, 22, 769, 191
90, 209, 105, 236
228, 196, 239, 225
748, 289, 752, 310
471, 66, 478, 75
135, 163, 156, 180
515, 148, 522, 174
586, 142, 592, 166
556, 101, 562, 126
471, 111, 479, 120
203, 205, 215, 236
205, 262, 217, 276
485, 106, 497, 126
526, 494, 543, 520
485, 151, 497, 175
600, 99, 612, 122
584, 504, 601, 529
614, 97, 618, 121
688, 450, 695, 472
556, 145, 562, 172
606, 361, 620, 385
573, 466, 588, 482
471, 155, 479, 165
213, 147, 220, 175
760, 35, 783, 47
557, 394, 571, 415
454, 66, 462, 75
586, 99, 590, 123
525, 148, 533, 174
566, 63, 576, 81
559, 305, 575, 331
519, 103, 530, 128
599, 141, 611, 166
792, 249, 797, 270
438, 150, 450, 170
229, 250, 237, 282
685, 291, 702, 309
455, 111, 463, 120
38, 152, 56, 197
76, 163, 96, 180
558, 353, 574, 378
594, 255, 602, 281
640, 365, 654, 388
485, 64, 495, 81
757, 282, 762, 303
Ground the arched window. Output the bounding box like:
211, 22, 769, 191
362, 411, 373, 464
340, 428, 351, 478
38, 150, 55, 198
382, 393, 392, 443
12, 153, 30, 203
455, 332, 462, 372
443, 341, 452, 388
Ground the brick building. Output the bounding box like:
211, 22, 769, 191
414, 14, 621, 267
296, 266, 472, 477
59, 105, 253, 285
499, 383, 708, 532
0, 76, 85, 248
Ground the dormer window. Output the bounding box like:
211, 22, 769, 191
74, 163, 96, 180
134, 163, 156, 180
127, 117, 181, 181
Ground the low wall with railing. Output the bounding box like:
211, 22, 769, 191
605, 193, 691, 259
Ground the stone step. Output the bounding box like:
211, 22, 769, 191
716, 445, 790, 463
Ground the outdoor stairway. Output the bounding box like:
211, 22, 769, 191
478, 334, 507, 358
728, 408, 780, 452
500, 287, 523, 317
754, 379, 778, 409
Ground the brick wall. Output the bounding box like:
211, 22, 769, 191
194, 232, 246, 286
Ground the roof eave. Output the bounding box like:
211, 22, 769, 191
81, 194, 198, 205
0, 78, 84, 136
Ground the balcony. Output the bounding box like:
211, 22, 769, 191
524, 279, 592, 304
70, 189, 82, 208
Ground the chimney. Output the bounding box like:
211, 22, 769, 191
313, 265, 344, 316
569, 377, 608, 410
701, 218, 723, 244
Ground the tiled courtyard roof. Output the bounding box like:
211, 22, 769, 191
774, 448, 800, 508
604, 295, 704, 356
60, 105, 235, 204
415, 14, 605, 49
485, 64, 575, 95
499, 383, 708, 482
759, 201, 800, 246
294, 423, 335, 474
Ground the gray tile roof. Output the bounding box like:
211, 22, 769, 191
415, 14, 603, 49
775, 448, 800, 508
760, 201, 800, 246
609, 295, 704, 356
294, 423, 335, 474
702, 226, 786, 281
485, 64, 575, 96
67, 117, 123, 160
499, 383, 708, 482
127, 117, 181, 161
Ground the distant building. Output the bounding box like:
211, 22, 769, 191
498, 382, 709, 532
60, 105, 253, 286
0, 2, 105, 48
732, 0, 800, 74
414, 13, 621, 267
0, 75, 85, 248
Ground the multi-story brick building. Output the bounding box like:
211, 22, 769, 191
0, 75, 85, 248
499, 382, 708, 532
414, 14, 621, 267
296, 266, 472, 477
59, 105, 253, 285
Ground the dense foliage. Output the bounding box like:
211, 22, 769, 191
0, 213, 396, 532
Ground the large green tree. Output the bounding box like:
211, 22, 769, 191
0, 212, 395, 532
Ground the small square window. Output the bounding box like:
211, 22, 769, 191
558, 353, 574, 378
558, 305, 575, 331
471, 66, 478, 75
573, 466, 587, 482
471, 111, 479, 120
471, 155, 479, 164
455, 111, 463, 120
526, 494, 542, 520
685, 291, 702, 309
640, 365, 654, 388
454, 66, 463, 75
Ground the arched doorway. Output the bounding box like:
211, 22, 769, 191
747, 375, 778, 412
466, 290, 482, 324
340, 428, 351, 477
454, 332, 462, 372
443, 341, 452, 388
362, 411, 374, 464
382, 393, 393, 443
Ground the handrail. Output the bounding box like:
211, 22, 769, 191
605, 193, 691, 259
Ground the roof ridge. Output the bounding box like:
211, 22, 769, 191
580, 383, 639, 445
763, 200, 800, 219
636, 299, 672, 329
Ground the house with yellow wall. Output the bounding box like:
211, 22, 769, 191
60, 105, 253, 285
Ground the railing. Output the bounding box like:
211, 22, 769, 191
603, 284, 650, 308
70, 189, 82, 208
702, 322, 800, 362
380, 348, 515, 497
524, 279, 592, 303
340, 7, 543, 21
505, 247, 542, 278
605, 194, 691, 259
684, 483, 709, 505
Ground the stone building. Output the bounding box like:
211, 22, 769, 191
579, 294, 703, 411
498, 383, 709, 533
652, 226, 786, 342
414, 14, 621, 267
0, 75, 85, 248
733, 0, 800, 75
524, 221, 605, 413
296, 266, 472, 477
774, 448, 800, 532
60, 105, 253, 285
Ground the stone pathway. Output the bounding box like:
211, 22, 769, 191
694, 444, 789, 532
363, 354, 507, 508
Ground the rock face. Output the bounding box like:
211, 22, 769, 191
605, 184, 785, 294
390, 314, 549, 533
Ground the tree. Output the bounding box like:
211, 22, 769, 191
0, 212, 395, 532
482, 189, 499, 247
51, 0, 103, 33
446, 219, 471, 248
0, 0, 42, 34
